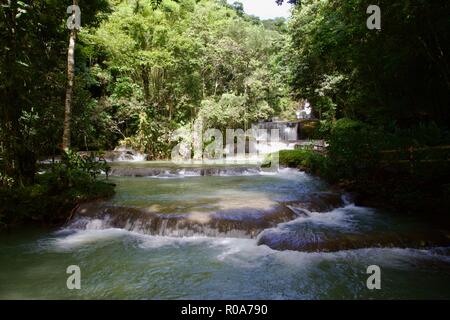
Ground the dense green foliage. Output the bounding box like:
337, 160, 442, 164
0, 0, 110, 185
0, 0, 292, 225
287, 0, 449, 129
77, 0, 291, 158
264, 149, 327, 175
1, 0, 449, 223
0, 0, 115, 226
1, 0, 292, 184
279, 0, 450, 213
0, 151, 114, 227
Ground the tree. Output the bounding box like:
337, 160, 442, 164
63, 0, 80, 151
80, 0, 290, 158
286, 0, 450, 128
231, 2, 244, 16
0, 0, 108, 185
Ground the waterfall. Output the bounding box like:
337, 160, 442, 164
252, 120, 300, 155
66, 192, 346, 241
113, 147, 147, 162
67, 201, 300, 239
254, 121, 300, 142
108, 166, 262, 178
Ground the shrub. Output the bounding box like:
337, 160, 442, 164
0, 150, 114, 228
265, 149, 329, 176
326, 118, 384, 181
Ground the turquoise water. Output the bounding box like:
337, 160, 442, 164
0, 168, 449, 299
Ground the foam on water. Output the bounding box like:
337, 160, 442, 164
49, 228, 129, 250
280, 204, 375, 230
8, 222, 449, 300
45, 227, 450, 270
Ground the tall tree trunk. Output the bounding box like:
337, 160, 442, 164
141, 65, 151, 105
62, 0, 79, 151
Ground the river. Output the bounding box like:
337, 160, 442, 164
0, 163, 449, 299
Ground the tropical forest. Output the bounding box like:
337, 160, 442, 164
0, 0, 449, 300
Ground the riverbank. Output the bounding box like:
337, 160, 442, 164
0, 179, 115, 230
268, 149, 450, 229
0, 151, 116, 229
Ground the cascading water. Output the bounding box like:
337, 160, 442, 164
108, 165, 263, 178
1, 163, 449, 299
252, 121, 300, 154
255, 121, 300, 142
113, 147, 147, 162
66, 166, 449, 250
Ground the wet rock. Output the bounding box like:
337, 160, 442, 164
108, 166, 261, 177
70, 201, 298, 239
257, 229, 450, 252
283, 192, 344, 214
